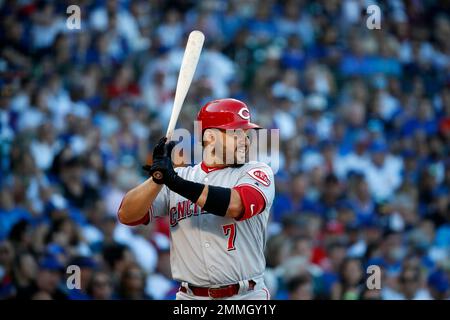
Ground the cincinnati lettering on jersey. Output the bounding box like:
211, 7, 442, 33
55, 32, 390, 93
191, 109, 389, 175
169, 200, 207, 227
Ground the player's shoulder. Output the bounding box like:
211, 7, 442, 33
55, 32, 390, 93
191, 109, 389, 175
174, 165, 196, 178
239, 161, 274, 187
241, 161, 274, 175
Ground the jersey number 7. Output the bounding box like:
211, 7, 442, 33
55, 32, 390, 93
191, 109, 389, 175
222, 223, 237, 251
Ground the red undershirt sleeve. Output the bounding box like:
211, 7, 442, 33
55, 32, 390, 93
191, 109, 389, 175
233, 185, 266, 221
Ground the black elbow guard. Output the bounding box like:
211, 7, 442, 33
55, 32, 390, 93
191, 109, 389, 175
203, 186, 231, 217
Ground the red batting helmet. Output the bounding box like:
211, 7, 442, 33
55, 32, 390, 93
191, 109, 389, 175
197, 98, 261, 130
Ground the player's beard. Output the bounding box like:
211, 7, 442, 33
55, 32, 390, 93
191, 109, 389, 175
223, 142, 248, 167
211, 139, 248, 167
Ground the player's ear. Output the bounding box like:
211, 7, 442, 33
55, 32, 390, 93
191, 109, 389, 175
203, 129, 215, 145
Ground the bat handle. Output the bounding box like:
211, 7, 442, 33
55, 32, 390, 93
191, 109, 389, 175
166, 129, 174, 141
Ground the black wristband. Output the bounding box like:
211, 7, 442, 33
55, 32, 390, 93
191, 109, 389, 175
166, 175, 205, 204
203, 185, 231, 217
166, 175, 231, 217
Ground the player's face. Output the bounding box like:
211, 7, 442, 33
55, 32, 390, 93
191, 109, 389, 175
221, 129, 251, 165
204, 129, 251, 166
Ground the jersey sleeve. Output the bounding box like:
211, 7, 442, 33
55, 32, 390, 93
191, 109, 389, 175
150, 166, 189, 220
234, 163, 275, 216
149, 184, 170, 220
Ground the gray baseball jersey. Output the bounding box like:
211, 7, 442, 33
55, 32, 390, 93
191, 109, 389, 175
149, 161, 275, 287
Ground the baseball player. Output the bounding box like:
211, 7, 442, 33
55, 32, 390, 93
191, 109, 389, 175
118, 98, 275, 300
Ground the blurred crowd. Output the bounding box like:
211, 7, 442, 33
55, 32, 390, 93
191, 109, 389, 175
1, 0, 449, 300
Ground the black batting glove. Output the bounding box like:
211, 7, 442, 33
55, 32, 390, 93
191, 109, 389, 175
143, 137, 177, 185
153, 136, 170, 159
143, 138, 206, 205
147, 156, 178, 186
143, 136, 168, 183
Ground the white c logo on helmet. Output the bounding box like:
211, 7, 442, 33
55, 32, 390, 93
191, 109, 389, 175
237, 107, 250, 120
